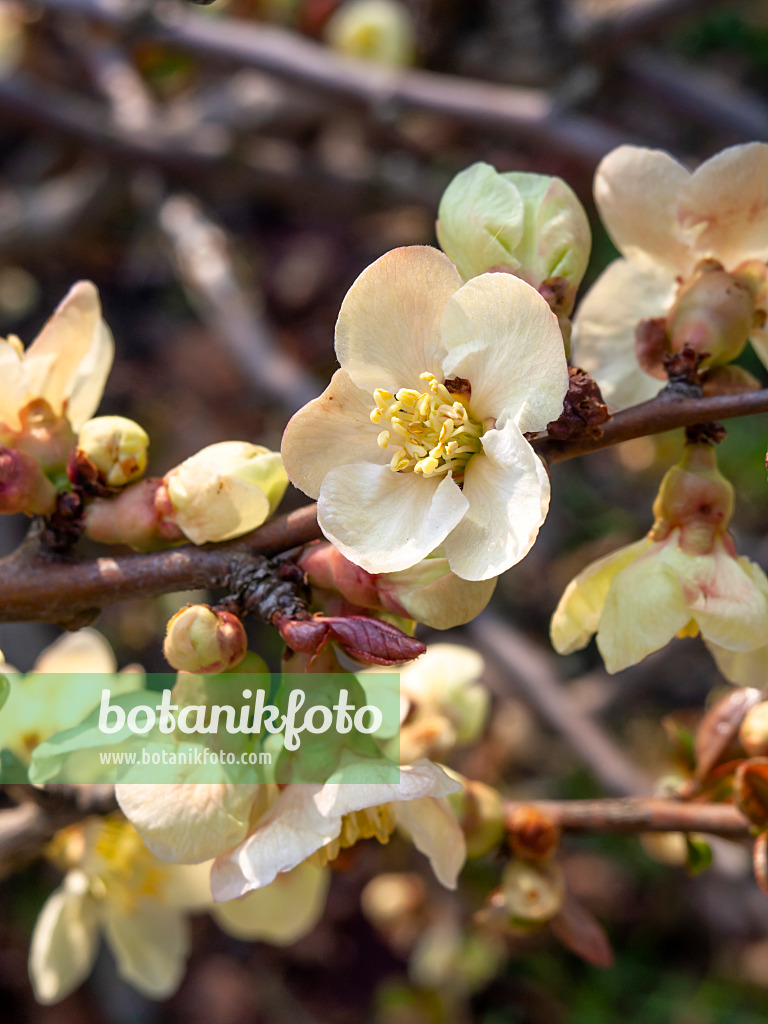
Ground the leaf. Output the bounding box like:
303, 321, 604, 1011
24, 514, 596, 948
549, 894, 615, 969
734, 759, 768, 828
686, 837, 713, 876
695, 688, 763, 781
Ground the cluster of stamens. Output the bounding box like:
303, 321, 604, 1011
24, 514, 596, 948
311, 804, 397, 867
370, 372, 482, 479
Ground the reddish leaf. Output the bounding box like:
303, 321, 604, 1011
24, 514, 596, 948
275, 613, 425, 666
695, 688, 764, 781
549, 894, 615, 969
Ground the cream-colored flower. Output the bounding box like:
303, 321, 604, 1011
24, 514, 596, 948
325, 0, 416, 66
551, 443, 768, 678
29, 815, 212, 1004
159, 441, 288, 544
77, 415, 149, 487
573, 143, 768, 410
0, 281, 114, 440
117, 760, 466, 900
0, 629, 140, 764
282, 246, 568, 582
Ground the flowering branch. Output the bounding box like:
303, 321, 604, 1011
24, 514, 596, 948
504, 797, 752, 839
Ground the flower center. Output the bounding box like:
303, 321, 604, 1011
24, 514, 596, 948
310, 803, 397, 867
370, 372, 483, 480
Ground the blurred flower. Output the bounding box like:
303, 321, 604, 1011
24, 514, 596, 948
29, 815, 212, 1004
157, 441, 288, 544
299, 542, 497, 629
76, 415, 149, 487
0, 2, 25, 79
325, 0, 416, 66
0, 282, 114, 465
164, 604, 248, 674
551, 442, 768, 677
0, 629, 141, 764
573, 143, 768, 409
437, 162, 591, 320
282, 245, 568, 581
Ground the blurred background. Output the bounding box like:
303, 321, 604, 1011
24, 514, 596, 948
2, 0, 768, 1020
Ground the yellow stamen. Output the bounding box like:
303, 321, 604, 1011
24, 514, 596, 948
310, 803, 397, 868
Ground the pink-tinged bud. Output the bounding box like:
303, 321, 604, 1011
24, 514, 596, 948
298, 543, 380, 609
667, 261, 757, 367
649, 442, 734, 555
164, 604, 248, 674
0, 445, 57, 515
275, 613, 426, 666
12, 399, 77, 471
83, 478, 184, 549
740, 703, 768, 758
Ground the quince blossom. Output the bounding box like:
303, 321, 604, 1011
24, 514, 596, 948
550, 442, 768, 679
0, 281, 114, 458
281, 246, 568, 582
573, 143, 768, 409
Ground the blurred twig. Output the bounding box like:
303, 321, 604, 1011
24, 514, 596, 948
470, 614, 651, 796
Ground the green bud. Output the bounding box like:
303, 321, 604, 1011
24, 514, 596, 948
77, 415, 149, 487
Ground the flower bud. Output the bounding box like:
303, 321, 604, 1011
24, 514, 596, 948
164, 604, 248, 674
501, 858, 565, 924
325, 0, 416, 66
160, 442, 288, 544
76, 415, 149, 487
740, 703, 768, 757
84, 479, 184, 549
449, 779, 505, 859
667, 261, 759, 368
0, 445, 57, 515
436, 162, 591, 316
649, 441, 734, 554
507, 804, 560, 861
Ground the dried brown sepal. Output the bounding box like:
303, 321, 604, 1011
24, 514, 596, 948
275, 613, 426, 666
66, 448, 114, 498
695, 687, 764, 782
662, 343, 707, 397
549, 893, 615, 969
754, 831, 768, 898
538, 277, 571, 317
734, 758, 768, 829
507, 804, 561, 861
41, 491, 85, 552
684, 422, 727, 446
635, 317, 669, 379
545, 367, 609, 442
443, 376, 471, 399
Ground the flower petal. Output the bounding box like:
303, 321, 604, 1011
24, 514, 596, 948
103, 901, 188, 1000
213, 862, 329, 944
26, 282, 114, 427
33, 627, 117, 674
334, 246, 463, 393
29, 880, 99, 1005
315, 760, 461, 818
441, 421, 550, 581
597, 550, 691, 673
210, 785, 334, 899
705, 639, 768, 687
281, 369, 386, 499
115, 783, 262, 863
318, 463, 468, 574
677, 142, 768, 266
594, 145, 692, 274
571, 258, 677, 411
550, 539, 650, 656
394, 795, 466, 889
440, 272, 568, 428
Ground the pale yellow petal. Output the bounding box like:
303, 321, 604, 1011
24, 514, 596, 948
594, 145, 693, 274
442, 421, 550, 581
677, 142, 768, 266
318, 463, 468, 574
706, 639, 768, 687
440, 272, 568, 428
334, 246, 463, 393
213, 861, 329, 944
571, 258, 677, 410
29, 880, 99, 1005
33, 627, 117, 675
551, 539, 651, 656
281, 368, 386, 499
394, 795, 466, 889
103, 901, 188, 999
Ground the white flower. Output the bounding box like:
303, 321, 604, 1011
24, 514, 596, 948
573, 143, 768, 409
29, 816, 212, 1004
0, 281, 114, 437
281, 246, 568, 581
